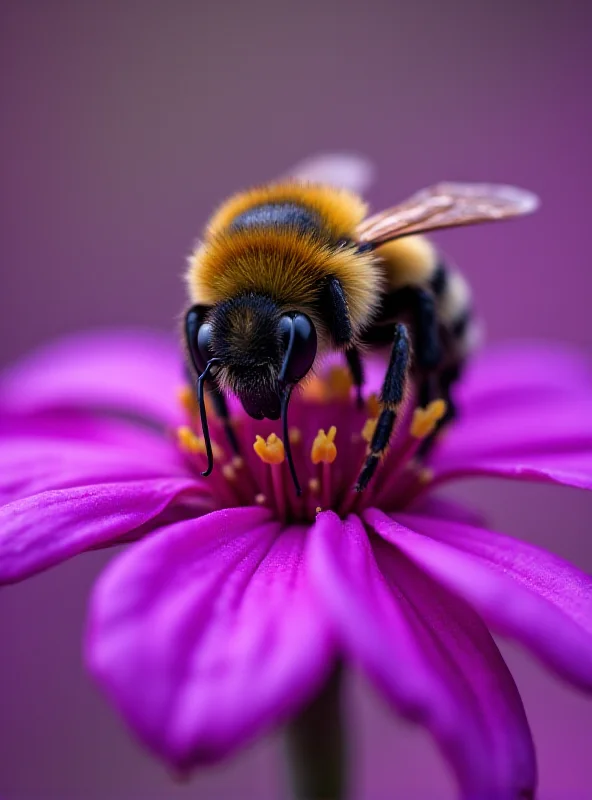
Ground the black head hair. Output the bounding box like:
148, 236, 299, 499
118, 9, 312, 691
208, 293, 283, 419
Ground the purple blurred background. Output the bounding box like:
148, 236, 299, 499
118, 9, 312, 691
1, 1, 591, 797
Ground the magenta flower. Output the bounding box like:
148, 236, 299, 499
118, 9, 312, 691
2, 330, 592, 799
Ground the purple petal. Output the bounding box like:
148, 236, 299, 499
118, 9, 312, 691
0, 330, 184, 428
369, 509, 592, 692
406, 494, 487, 528
0, 436, 193, 505
457, 342, 592, 413
0, 477, 202, 583
86, 508, 334, 768
309, 511, 536, 800
432, 451, 592, 491
434, 398, 592, 462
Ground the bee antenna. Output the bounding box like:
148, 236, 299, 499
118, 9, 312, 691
197, 358, 221, 477
281, 384, 302, 496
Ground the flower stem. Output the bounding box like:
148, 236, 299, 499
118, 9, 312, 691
284, 664, 347, 800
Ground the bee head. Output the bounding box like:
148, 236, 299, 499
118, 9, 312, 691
186, 293, 317, 421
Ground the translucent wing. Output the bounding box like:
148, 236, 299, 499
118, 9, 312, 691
356, 182, 539, 246
284, 153, 375, 194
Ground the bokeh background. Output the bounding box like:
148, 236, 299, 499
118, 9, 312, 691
1, 1, 591, 798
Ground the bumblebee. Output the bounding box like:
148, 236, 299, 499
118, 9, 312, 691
184, 156, 538, 493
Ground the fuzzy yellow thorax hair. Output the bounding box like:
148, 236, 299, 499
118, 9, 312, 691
187, 182, 384, 339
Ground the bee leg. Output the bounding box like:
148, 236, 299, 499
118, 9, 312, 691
380, 286, 441, 406
324, 276, 354, 346
345, 346, 365, 408
322, 276, 366, 408
208, 383, 241, 456
355, 322, 411, 492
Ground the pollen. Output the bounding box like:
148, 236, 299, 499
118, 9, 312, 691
301, 375, 328, 403
311, 426, 337, 464
289, 427, 302, 445
366, 393, 381, 418
177, 426, 223, 459
253, 433, 285, 464
315, 506, 322, 515
361, 417, 378, 443
177, 385, 198, 416
326, 365, 353, 400
255, 493, 267, 505
411, 400, 448, 439
177, 425, 206, 454
308, 477, 320, 494
232, 455, 244, 469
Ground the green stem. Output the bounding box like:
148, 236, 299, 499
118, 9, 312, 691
284, 664, 347, 800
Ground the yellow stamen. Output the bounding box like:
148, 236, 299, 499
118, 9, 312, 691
327, 365, 353, 400
177, 385, 198, 416
308, 477, 320, 494
315, 506, 322, 514
177, 426, 223, 459
411, 400, 448, 439
255, 493, 267, 505
177, 425, 206, 455
301, 375, 328, 402
232, 455, 244, 470
311, 426, 337, 464
289, 427, 302, 445
253, 433, 285, 464
367, 393, 381, 418
222, 464, 236, 481
361, 418, 377, 443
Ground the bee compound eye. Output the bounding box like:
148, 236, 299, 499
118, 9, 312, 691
196, 322, 214, 371
278, 313, 317, 385
185, 305, 212, 375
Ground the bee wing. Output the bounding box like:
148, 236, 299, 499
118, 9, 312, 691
356, 182, 539, 246
284, 153, 375, 194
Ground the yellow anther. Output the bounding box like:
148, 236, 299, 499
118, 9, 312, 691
361, 418, 377, 444
177, 385, 198, 416
232, 455, 244, 470
177, 426, 223, 459
315, 506, 322, 514
222, 464, 236, 481
253, 433, 285, 464
326, 365, 353, 400
311, 426, 337, 464
308, 477, 320, 494
255, 493, 267, 505
367, 393, 381, 418
177, 425, 206, 455
289, 427, 302, 445
411, 400, 448, 439
301, 375, 328, 402
418, 467, 434, 485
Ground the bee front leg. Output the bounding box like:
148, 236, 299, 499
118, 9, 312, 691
345, 347, 365, 408
323, 276, 365, 407
355, 322, 411, 492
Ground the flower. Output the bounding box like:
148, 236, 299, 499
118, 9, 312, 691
2, 330, 592, 799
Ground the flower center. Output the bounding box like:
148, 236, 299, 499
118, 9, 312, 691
175, 363, 447, 522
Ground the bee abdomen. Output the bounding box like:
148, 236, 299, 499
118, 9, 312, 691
431, 260, 479, 358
